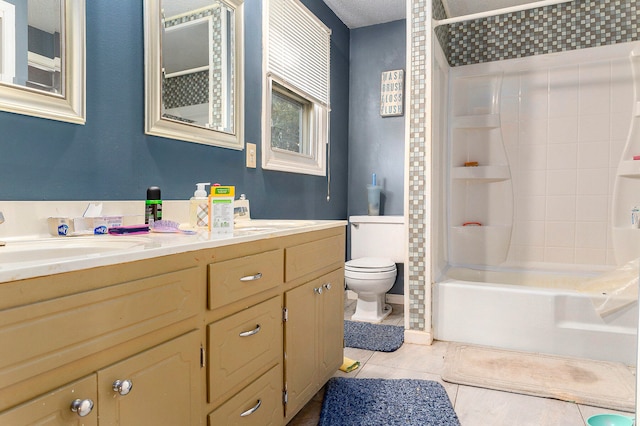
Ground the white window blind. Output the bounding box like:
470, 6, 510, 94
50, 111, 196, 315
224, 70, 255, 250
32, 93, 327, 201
267, 0, 331, 107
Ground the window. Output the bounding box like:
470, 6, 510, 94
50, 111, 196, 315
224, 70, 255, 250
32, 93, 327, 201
271, 83, 310, 156
262, 0, 330, 176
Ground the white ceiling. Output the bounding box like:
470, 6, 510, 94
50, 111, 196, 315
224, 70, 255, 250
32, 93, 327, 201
322, 0, 557, 29
322, 0, 406, 29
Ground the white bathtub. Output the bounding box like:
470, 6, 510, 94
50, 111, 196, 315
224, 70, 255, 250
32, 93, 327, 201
433, 266, 638, 365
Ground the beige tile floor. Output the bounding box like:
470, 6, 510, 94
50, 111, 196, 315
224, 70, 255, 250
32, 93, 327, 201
288, 298, 635, 425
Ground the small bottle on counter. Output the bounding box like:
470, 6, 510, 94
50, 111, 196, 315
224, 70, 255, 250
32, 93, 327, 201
189, 182, 210, 229
145, 186, 162, 224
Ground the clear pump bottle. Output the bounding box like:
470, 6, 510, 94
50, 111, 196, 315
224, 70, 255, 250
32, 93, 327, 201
189, 182, 210, 229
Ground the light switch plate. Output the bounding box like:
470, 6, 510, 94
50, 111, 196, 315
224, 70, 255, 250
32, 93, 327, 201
246, 143, 257, 168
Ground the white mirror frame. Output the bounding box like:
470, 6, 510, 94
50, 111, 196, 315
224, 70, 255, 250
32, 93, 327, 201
143, 0, 245, 150
0, 0, 86, 124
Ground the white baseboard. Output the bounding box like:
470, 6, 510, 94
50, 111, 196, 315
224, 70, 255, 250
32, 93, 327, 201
404, 329, 433, 345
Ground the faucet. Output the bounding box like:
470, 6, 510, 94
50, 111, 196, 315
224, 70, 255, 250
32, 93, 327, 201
0, 211, 4, 246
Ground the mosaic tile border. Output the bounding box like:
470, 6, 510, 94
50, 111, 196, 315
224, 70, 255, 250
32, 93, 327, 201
408, 0, 429, 332
164, 71, 209, 109
441, 0, 639, 66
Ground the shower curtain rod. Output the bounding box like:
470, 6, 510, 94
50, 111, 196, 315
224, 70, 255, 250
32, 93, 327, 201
433, 0, 572, 27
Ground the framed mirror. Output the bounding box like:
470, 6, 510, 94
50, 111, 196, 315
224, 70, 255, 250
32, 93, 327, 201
0, 0, 85, 124
144, 0, 244, 150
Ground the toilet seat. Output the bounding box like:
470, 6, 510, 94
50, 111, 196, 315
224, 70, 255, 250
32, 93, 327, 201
345, 257, 396, 273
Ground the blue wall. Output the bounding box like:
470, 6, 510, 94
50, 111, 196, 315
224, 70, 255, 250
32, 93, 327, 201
347, 20, 406, 295
348, 20, 406, 217
0, 1, 349, 221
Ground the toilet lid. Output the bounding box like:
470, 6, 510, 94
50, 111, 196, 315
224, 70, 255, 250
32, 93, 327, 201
345, 257, 396, 273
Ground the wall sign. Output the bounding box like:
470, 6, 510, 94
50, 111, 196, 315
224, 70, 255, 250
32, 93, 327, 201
380, 69, 404, 117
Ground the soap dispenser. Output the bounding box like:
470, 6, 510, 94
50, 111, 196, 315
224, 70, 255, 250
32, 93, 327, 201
189, 182, 211, 229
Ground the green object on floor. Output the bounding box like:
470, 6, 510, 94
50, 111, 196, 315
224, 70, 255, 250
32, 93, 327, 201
339, 357, 360, 373
586, 414, 634, 426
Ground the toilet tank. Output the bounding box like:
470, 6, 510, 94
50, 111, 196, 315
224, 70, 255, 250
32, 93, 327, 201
349, 215, 405, 263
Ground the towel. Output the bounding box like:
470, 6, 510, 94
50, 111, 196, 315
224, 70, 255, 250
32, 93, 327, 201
339, 357, 360, 373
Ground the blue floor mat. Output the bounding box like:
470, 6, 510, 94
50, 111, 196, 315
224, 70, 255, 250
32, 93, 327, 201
319, 377, 461, 426
344, 320, 404, 352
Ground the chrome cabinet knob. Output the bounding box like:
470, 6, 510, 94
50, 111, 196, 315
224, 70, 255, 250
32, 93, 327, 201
113, 379, 133, 396
70, 398, 94, 417
314, 287, 323, 294
323, 283, 332, 291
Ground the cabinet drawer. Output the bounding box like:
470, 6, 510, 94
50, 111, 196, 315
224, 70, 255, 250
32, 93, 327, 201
208, 364, 283, 426
0, 374, 98, 425
208, 296, 282, 405
285, 235, 345, 282
0, 267, 199, 390
208, 249, 283, 310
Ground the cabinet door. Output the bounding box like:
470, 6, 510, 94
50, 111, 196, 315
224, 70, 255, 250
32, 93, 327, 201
318, 268, 345, 380
0, 375, 97, 425
283, 279, 320, 417
284, 268, 345, 418
97, 331, 201, 426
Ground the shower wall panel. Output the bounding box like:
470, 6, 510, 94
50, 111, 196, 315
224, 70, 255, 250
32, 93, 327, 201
448, 42, 637, 268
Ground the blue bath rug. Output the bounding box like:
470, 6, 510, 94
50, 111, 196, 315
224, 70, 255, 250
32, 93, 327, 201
344, 320, 404, 352
319, 377, 461, 426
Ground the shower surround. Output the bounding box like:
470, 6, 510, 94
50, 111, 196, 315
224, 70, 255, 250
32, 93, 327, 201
447, 41, 636, 268
405, 0, 640, 344
427, 6, 640, 364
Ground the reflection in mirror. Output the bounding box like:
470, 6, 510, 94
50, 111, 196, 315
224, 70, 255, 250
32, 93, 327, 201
144, 0, 244, 150
0, 0, 85, 124
1, 0, 62, 93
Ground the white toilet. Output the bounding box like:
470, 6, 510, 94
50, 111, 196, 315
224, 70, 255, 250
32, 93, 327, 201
345, 215, 405, 323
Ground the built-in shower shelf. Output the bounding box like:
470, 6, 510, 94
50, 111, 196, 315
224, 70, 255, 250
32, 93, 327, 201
453, 114, 500, 129
617, 160, 640, 178
451, 165, 510, 181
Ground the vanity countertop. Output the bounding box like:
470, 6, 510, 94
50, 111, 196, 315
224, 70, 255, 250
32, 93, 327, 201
0, 220, 347, 284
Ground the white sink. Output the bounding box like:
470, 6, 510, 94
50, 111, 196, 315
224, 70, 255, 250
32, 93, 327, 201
0, 237, 152, 264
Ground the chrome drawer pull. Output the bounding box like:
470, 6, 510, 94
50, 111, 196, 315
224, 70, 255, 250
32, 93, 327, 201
240, 272, 263, 282
240, 399, 262, 417
70, 398, 94, 417
239, 324, 261, 337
